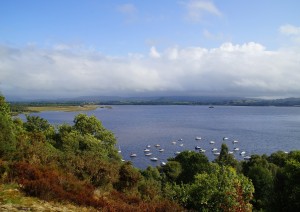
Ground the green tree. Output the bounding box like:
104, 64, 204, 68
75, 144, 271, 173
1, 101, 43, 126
272, 152, 300, 211
242, 154, 278, 211
268, 151, 288, 167
73, 114, 117, 157
216, 143, 238, 168
162, 161, 182, 182
115, 161, 142, 191
188, 164, 254, 211
0, 95, 17, 159
247, 165, 274, 209
174, 151, 210, 183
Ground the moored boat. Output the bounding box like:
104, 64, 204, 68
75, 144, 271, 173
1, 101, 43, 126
160, 162, 166, 166
130, 153, 137, 157
244, 156, 251, 160
199, 149, 206, 153
175, 151, 181, 155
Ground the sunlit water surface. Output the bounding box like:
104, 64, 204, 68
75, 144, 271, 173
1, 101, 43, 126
20, 105, 300, 169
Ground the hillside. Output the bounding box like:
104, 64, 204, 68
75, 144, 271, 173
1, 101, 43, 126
1, 94, 300, 211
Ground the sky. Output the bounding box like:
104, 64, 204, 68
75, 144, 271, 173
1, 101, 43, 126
1, 0, 300, 100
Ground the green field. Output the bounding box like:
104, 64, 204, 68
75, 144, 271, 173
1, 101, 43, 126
26, 105, 99, 112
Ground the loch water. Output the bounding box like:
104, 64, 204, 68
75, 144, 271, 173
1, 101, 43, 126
20, 105, 300, 169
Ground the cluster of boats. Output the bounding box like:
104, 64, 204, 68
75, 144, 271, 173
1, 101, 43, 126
120, 136, 252, 165
186, 136, 251, 160
129, 144, 165, 163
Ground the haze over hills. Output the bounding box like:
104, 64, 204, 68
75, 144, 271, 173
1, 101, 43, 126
7, 95, 300, 107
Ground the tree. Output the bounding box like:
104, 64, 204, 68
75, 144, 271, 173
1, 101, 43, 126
0, 95, 16, 159
272, 153, 300, 211
162, 161, 182, 182
242, 154, 278, 211
247, 165, 274, 209
174, 151, 210, 183
115, 161, 142, 191
188, 164, 254, 211
73, 114, 116, 149
216, 143, 238, 168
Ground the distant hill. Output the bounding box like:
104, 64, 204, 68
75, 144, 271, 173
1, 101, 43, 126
8, 96, 300, 107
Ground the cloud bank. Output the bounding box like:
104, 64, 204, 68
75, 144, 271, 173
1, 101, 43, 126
184, 0, 222, 22
1, 39, 300, 99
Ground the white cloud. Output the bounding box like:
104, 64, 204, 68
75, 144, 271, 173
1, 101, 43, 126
185, 0, 222, 22
117, 3, 137, 15
279, 24, 300, 44
1, 42, 300, 99
279, 24, 300, 36
149, 46, 161, 58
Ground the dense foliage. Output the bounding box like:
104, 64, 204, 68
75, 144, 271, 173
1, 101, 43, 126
1, 94, 300, 211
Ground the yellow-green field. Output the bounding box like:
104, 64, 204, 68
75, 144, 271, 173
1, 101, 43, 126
27, 105, 99, 112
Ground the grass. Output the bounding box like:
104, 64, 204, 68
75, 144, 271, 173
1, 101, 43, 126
26, 105, 99, 112
0, 183, 98, 211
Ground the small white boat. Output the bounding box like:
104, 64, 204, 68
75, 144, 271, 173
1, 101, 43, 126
233, 140, 239, 144
213, 152, 220, 156
159, 148, 164, 152
223, 137, 229, 141
154, 144, 161, 147
178, 138, 183, 141
244, 156, 251, 160
146, 145, 151, 148
121, 159, 125, 162
212, 148, 218, 152
144, 148, 151, 152
145, 152, 152, 156
150, 157, 158, 161
195, 146, 201, 150
209, 141, 215, 144
160, 162, 166, 166
175, 151, 181, 155
240, 151, 246, 155
195, 137, 201, 140
130, 153, 137, 157
118, 146, 121, 153
199, 149, 206, 153
171, 141, 177, 145
233, 147, 239, 151
179, 143, 184, 147
228, 151, 234, 154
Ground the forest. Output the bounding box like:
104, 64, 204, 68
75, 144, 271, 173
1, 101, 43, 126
1, 94, 300, 211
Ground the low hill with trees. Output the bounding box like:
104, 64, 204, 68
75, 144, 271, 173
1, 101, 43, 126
1, 94, 300, 211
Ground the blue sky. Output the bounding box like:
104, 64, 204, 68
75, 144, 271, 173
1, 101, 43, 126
1, 0, 300, 99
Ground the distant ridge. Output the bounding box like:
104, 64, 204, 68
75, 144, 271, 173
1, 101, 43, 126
8, 96, 300, 107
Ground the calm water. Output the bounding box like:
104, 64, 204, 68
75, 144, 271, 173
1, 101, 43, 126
20, 105, 300, 169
